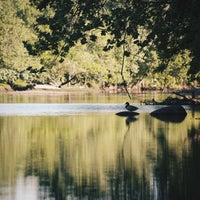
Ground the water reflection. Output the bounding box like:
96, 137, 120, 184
0, 110, 200, 199
125, 116, 137, 127
0, 92, 169, 104
150, 113, 187, 123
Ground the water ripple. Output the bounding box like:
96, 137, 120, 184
0, 103, 193, 116
0, 103, 124, 116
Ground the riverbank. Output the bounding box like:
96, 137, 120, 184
1, 84, 200, 105
0, 84, 99, 94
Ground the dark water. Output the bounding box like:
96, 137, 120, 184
0, 93, 200, 200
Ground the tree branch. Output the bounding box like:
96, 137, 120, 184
121, 38, 131, 99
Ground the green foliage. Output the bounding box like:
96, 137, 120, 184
0, 0, 199, 89
14, 79, 27, 87
64, 34, 121, 87
153, 50, 192, 89
144, 0, 200, 76
27, 0, 199, 76
0, 0, 41, 70
0, 68, 18, 84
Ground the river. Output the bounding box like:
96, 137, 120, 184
0, 91, 200, 200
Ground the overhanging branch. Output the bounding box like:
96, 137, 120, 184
121, 40, 131, 99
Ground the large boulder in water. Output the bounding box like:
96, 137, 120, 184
150, 105, 187, 123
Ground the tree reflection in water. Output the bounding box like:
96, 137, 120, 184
0, 110, 200, 199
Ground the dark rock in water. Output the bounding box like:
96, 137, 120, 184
116, 111, 139, 117
150, 105, 187, 123
151, 105, 187, 115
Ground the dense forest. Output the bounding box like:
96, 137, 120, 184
0, 0, 200, 91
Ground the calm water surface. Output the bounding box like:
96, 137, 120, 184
0, 92, 200, 200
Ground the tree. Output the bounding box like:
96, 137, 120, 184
0, 0, 40, 69
27, 0, 199, 82
0, 0, 42, 85
145, 0, 200, 78
149, 50, 192, 90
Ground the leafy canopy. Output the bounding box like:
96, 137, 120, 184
27, 0, 200, 77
